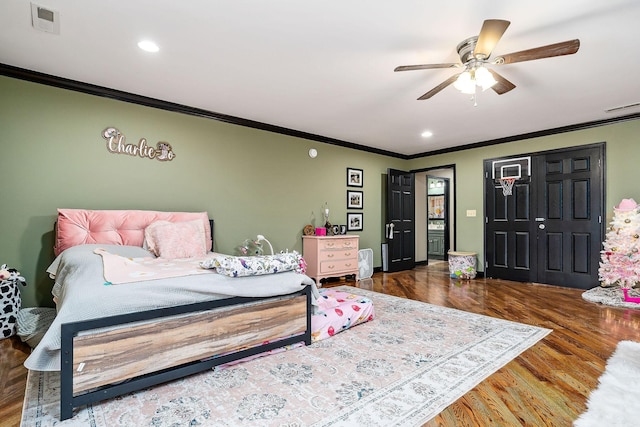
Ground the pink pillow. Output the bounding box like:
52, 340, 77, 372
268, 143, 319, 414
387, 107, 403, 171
145, 220, 207, 259
144, 220, 172, 255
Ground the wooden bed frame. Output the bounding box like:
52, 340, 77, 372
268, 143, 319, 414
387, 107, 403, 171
55, 218, 313, 420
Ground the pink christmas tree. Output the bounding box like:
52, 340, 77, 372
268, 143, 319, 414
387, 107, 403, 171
598, 198, 640, 289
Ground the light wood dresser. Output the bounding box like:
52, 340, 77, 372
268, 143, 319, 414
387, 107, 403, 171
302, 235, 359, 284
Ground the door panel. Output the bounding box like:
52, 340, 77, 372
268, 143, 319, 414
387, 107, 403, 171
386, 169, 415, 272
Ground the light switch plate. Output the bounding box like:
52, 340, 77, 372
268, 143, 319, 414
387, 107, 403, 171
466, 209, 476, 217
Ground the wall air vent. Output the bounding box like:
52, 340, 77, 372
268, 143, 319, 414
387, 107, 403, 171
604, 102, 640, 113
31, 3, 60, 34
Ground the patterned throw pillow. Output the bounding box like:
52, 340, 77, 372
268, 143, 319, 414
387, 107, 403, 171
201, 252, 306, 277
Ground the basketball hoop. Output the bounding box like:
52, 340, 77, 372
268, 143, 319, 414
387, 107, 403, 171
499, 177, 515, 196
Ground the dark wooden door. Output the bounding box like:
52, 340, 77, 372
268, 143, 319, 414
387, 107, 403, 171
485, 144, 604, 289
484, 161, 536, 282
534, 146, 603, 288
386, 169, 415, 272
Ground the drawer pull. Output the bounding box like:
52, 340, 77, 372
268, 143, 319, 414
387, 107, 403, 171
326, 243, 335, 247
345, 263, 352, 267
327, 265, 335, 269
344, 252, 351, 257
327, 254, 334, 258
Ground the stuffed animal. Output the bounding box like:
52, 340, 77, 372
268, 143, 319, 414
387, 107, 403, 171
0, 264, 27, 339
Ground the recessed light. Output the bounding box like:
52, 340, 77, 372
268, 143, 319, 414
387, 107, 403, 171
138, 40, 159, 53
421, 130, 433, 138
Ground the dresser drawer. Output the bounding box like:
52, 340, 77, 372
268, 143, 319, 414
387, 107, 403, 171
320, 259, 358, 274
318, 249, 357, 262
319, 238, 358, 251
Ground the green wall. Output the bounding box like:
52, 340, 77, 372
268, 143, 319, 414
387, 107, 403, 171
2, 74, 639, 307
0, 75, 404, 307
407, 119, 640, 269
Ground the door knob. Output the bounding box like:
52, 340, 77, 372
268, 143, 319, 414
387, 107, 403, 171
539, 224, 545, 229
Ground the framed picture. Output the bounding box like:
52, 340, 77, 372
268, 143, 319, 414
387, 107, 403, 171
347, 212, 363, 231
347, 190, 363, 209
347, 167, 363, 187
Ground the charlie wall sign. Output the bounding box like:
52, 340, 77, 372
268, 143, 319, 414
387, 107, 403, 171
102, 127, 176, 161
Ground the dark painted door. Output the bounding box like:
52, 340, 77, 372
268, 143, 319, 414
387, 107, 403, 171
534, 146, 603, 288
484, 162, 535, 282
386, 169, 415, 272
485, 144, 604, 289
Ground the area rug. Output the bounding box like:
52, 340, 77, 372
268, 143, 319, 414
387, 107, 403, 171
574, 340, 640, 427
582, 286, 640, 309
21, 286, 551, 427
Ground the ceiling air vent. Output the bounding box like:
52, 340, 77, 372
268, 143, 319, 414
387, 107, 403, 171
31, 3, 60, 34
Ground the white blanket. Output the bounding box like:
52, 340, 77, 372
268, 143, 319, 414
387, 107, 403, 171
25, 244, 317, 371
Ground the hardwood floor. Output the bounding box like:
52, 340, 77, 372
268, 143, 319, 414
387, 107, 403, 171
2, 262, 639, 426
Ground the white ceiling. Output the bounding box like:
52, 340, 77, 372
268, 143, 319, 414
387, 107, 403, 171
2, 0, 640, 157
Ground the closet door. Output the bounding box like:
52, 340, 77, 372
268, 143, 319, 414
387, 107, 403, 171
534, 145, 604, 289
485, 143, 604, 289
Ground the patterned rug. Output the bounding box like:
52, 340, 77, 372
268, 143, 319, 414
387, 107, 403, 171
582, 286, 640, 309
21, 286, 550, 427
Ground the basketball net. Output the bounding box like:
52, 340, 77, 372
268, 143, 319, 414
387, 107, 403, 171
499, 178, 515, 196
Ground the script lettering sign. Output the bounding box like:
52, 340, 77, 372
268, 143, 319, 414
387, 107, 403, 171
102, 127, 176, 161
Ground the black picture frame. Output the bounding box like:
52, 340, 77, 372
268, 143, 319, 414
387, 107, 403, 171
347, 212, 363, 231
347, 190, 363, 209
347, 168, 363, 187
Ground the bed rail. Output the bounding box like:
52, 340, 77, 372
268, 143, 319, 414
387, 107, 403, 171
60, 285, 312, 420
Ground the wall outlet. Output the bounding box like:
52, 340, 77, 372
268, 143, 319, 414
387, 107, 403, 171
466, 209, 477, 217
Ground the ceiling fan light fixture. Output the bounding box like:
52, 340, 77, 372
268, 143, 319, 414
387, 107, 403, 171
475, 66, 497, 91
454, 70, 475, 94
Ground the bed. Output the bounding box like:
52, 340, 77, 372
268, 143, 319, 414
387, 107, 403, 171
26, 209, 317, 421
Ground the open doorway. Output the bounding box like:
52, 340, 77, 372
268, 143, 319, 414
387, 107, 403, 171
414, 166, 456, 265
427, 176, 449, 262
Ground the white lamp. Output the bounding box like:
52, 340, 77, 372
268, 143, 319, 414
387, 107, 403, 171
256, 234, 274, 255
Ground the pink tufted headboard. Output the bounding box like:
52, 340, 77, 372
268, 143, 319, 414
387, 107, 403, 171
54, 209, 213, 256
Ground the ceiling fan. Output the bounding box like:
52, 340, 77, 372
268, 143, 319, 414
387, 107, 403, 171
395, 19, 580, 100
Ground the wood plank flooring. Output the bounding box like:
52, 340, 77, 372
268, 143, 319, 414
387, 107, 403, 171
2, 262, 639, 426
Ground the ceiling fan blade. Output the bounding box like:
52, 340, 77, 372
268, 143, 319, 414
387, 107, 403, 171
494, 39, 580, 65
488, 69, 516, 95
394, 63, 460, 72
417, 74, 460, 100
474, 19, 511, 59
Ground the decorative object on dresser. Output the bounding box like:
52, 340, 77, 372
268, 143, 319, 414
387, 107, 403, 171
303, 235, 359, 284
323, 202, 333, 235
302, 224, 315, 236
